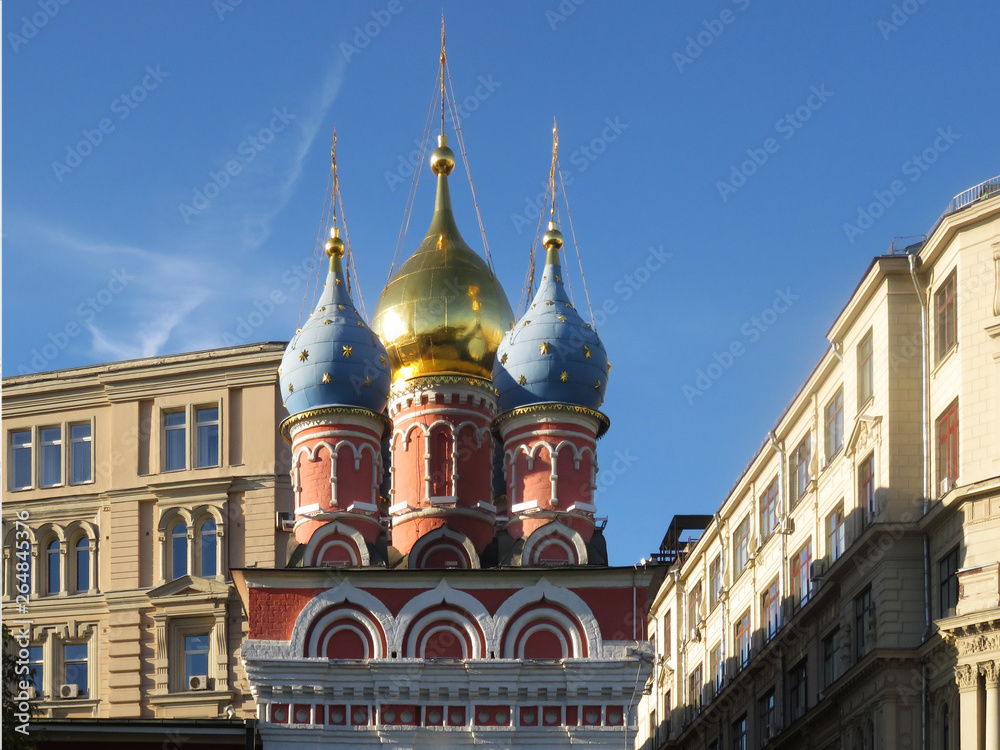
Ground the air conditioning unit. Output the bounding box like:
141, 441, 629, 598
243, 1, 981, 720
59, 684, 79, 699
275, 511, 294, 532
939, 477, 956, 496
781, 517, 795, 534
23, 686, 38, 700
810, 559, 828, 581
689, 626, 701, 643
188, 675, 210, 691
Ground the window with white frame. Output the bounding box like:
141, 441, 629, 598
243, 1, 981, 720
61, 642, 89, 698
826, 503, 845, 562
935, 269, 957, 364
69, 423, 92, 484
195, 407, 220, 468
10, 429, 33, 490
789, 433, 811, 508
167, 618, 216, 692
824, 387, 844, 462
69, 529, 95, 594
733, 514, 751, 572
170, 520, 188, 579
45, 538, 61, 596
163, 411, 187, 472
759, 477, 779, 542
199, 518, 218, 577
790, 540, 812, 610
27, 645, 44, 695
857, 329, 873, 408
39, 427, 62, 487
162, 510, 222, 582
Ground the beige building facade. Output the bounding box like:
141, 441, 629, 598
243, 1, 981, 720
638, 179, 1000, 750
2, 342, 292, 721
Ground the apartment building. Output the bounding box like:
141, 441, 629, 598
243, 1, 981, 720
637, 178, 1000, 750
2, 342, 293, 726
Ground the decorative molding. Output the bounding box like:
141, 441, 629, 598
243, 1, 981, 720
980, 660, 999, 686
963, 633, 1000, 655
280, 407, 391, 443
955, 663, 978, 689
992, 244, 1000, 317
494, 403, 610, 439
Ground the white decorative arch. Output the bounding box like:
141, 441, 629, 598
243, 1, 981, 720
408, 526, 479, 570
493, 577, 601, 657
331, 440, 381, 506
404, 609, 480, 658
552, 440, 594, 469
302, 521, 370, 567
505, 607, 582, 659
393, 580, 495, 656
288, 580, 395, 659
515, 441, 555, 471
64, 520, 99, 594
522, 521, 588, 566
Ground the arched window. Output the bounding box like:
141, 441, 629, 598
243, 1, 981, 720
75, 537, 90, 593
46, 539, 60, 595
171, 522, 188, 579
199, 519, 217, 577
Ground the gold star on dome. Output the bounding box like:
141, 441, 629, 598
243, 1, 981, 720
607, 360, 612, 370
539, 342, 550, 354
545, 300, 554, 306
323, 319, 332, 325
560, 371, 569, 382
530, 304, 536, 309
557, 315, 567, 322
594, 380, 601, 390
335, 279, 341, 285
586, 323, 592, 329
555, 275, 562, 282
518, 374, 527, 385
296, 327, 302, 333
500, 353, 508, 365
583, 345, 592, 358
564, 302, 572, 308
288, 383, 294, 393
318, 306, 325, 312
339, 305, 346, 310
380, 355, 387, 366
510, 321, 515, 330
342, 345, 353, 357
321, 373, 330, 384
299, 350, 309, 362
364, 376, 372, 387
277, 366, 283, 376
542, 276, 547, 282
523, 320, 531, 326
356, 321, 364, 327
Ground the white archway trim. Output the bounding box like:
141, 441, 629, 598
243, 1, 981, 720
522, 521, 588, 566
288, 579, 395, 659
405, 610, 479, 658
308, 606, 383, 659
493, 577, 601, 657
514, 620, 572, 659
408, 526, 479, 570
302, 521, 370, 567
393, 580, 495, 655
319, 621, 372, 659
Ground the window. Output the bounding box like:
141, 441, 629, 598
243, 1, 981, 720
762, 578, 780, 641
935, 269, 957, 363
688, 665, 703, 716
789, 433, 811, 507
46, 539, 61, 595
859, 452, 876, 521
195, 407, 219, 468
170, 521, 188, 579
40, 427, 62, 487
184, 634, 211, 686
10, 429, 32, 490
822, 628, 840, 687
687, 581, 703, 639
199, 519, 217, 577
710, 641, 724, 697
164, 411, 187, 472
758, 689, 776, 745
27, 646, 43, 693
939, 546, 960, 618
709, 554, 722, 611
74, 537, 90, 593
69, 423, 92, 484
735, 609, 751, 669
788, 660, 807, 722
759, 477, 779, 542
942, 703, 951, 750
733, 514, 751, 572
937, 400, 959, 490
62, 643, 88, 697
857, 329, 873, 407
855, 587, 874, 659
731, 715, 748, 750
790, 540, 812, 609
826, 503, 845, 562
824, 387, 844, 461
663, 610, 671, 658
663, 691, 671, 738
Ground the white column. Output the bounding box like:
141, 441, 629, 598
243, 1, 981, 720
957, 664, 981, 750
984, 661, 999, 750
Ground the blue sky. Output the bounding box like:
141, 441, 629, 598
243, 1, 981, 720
4, 0, 999, 565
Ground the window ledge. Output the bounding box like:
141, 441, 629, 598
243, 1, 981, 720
931, 343, 959, 378
148, 689, 233, 706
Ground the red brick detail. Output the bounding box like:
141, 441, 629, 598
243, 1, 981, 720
292, 704, 312, 724
606, 706, 624, 726
248, 588, 324, 639
447, 706, 467, 726
379, 704, 419, 726
350, 705, 371, 725
270, 703, 289, 724
424, 705, 445, 725
582, 705, 602, 725
542, 706, 563, 726
519, 706, 538, 726
566, 705, 579, 725
474, 705, 511, 726
327, 705, 347, 725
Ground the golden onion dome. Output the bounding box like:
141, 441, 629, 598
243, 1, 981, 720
372, 135, 513, 385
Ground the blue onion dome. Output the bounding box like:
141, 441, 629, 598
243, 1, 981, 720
279, 229, 391, 416
493, 221, 609, 413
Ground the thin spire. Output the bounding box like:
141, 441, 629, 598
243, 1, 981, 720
330, 127, 339, 229
440, 13, 446, 136
549, 119, 559, 222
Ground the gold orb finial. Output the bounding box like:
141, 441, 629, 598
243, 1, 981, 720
325, 226, 345, 258
430, 134, 456, 176
542, 220, 564, 251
